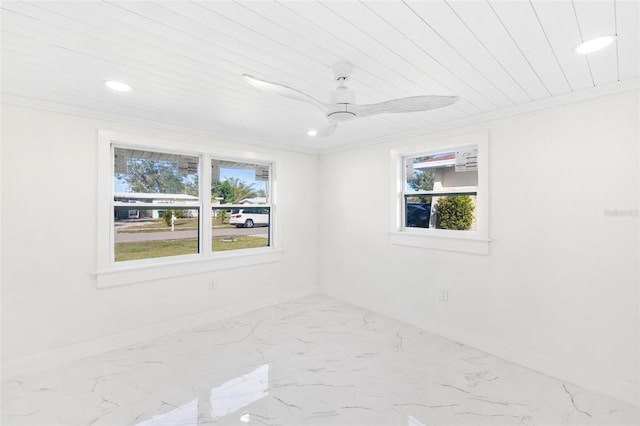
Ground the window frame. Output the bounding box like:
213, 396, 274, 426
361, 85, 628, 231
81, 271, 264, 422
96, 130, 282, 288
389, 131, 490, 255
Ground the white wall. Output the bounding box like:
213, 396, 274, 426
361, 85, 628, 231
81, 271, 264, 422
319, 90, 639, 404
0, 105, 320, 364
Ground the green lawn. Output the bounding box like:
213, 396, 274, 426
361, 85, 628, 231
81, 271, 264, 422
213, 236, 268, 252
115, 236, 268, 262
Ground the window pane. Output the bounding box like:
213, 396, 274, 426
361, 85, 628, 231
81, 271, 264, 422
114, 147, 199, 199
212, 206, 270, 252
210, 159, 271, 252
405, 150, 478, 192
432, 194, 477, 231
114, 207, 200, 262
405, 196, 432, 228
211, 160, 269, 204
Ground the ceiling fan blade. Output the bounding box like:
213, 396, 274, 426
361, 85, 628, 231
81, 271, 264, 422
353, 95, 459, 118
242, 74, 328, 113
315, 123, 337, 137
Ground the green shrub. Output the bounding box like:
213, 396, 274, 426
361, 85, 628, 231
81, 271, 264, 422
436, 196, 475, 230
162, 210, 187, 227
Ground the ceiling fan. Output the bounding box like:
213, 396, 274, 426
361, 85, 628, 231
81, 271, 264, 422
242, 61, 459, 137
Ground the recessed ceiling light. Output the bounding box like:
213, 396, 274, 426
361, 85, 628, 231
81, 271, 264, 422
105, 80, 132, 92
576, 36, 614, 54
307, 129, 318, 137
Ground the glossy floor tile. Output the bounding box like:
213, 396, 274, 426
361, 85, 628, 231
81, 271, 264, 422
2, 295, 637, 425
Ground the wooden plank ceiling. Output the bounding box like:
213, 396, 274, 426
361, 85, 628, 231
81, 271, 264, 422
1, 1, 638, 153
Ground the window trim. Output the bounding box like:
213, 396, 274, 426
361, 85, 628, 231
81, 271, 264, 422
389, 131, 490, 255
96, 130, 282, 288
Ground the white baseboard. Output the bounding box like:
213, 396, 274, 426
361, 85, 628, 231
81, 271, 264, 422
2, 285, 319, 379
325, 290, 638, 407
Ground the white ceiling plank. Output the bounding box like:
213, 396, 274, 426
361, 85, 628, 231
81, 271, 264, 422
156, 1, 330, 84
72, 0, 327, 103
615, 0, 639, 82
405, 0, 533, 105
282, 1, 449, 97
572, 0, 618, 85
0, 15, 307, 122
2, 2, 261, 93
363, 1, 514, 110
105, 1, 330, 96
530, 0, 593, 91
446, 0, 552, 100
193, 1, 334, 68
488, 0, 572, 96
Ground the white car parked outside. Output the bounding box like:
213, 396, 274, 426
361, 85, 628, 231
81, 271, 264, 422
229, 207, 270, 228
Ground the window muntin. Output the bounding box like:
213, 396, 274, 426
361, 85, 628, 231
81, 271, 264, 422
402, 146, 479, 231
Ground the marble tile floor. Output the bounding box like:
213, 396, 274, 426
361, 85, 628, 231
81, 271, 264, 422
1, 295, 637, 426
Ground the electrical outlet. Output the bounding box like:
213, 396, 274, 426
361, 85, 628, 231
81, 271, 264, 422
208, 280, 217, 291
439, 289, 449, 301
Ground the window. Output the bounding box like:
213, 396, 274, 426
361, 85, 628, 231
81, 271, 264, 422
390, 131, 489, 254
113, 147, 201, 262
403, 148, 478, 231
96, 131, 281, 288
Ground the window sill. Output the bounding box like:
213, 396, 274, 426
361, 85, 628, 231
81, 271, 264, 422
94, 249, 283, 288
389, 231, 490, 255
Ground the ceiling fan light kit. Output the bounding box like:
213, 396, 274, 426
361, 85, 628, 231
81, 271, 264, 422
242, 61, 459, 137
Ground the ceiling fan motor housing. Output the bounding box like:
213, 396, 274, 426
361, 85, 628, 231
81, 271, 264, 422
330, 86, 355, 105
